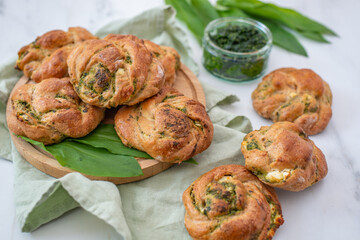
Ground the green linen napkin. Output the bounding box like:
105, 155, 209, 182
0, 5, 252, 239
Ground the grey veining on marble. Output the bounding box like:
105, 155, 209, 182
0, 0, 360, 239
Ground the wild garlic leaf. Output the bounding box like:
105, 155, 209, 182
165, 0, 205, 43
19, 135, 47, 151
183, 158, 199, 165
69, 124, 151, 159
217, 0, 337, 35
298, 31, 330, 43
190, 0, 220, 25
19, 134, 143, 178
257, 18, 308, 56
217, 7, 249, 18
47, 140, 143, 177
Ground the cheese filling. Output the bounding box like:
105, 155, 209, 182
265, 169, 292, 183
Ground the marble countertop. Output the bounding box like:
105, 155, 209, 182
1, 0, 359, 239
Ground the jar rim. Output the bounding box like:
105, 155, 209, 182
203, 17, 273, 56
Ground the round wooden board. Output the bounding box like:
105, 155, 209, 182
7, 64, 205, 184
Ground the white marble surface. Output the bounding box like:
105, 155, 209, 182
0, 0, 359, 239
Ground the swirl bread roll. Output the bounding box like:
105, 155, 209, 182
16, 27, 97, 82
114, 87, 213, 163
252, 68, 332, 135
7, 78, 104, 145
241, 121, 328, 192
143, 40, 181, 87
67, 34, 165, 108
183, 164, 284, 240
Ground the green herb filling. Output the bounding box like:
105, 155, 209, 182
209, 24, 267, 53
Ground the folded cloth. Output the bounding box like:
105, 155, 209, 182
0, 5, 252, 239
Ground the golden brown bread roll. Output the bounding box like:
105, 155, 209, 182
143, 40, 181, 86
183, 164, 284, 240
241, 121, 328, 192
67, 34, 165, 108
7, 78, 105, 145
114, 87, 213, 163
16, 27, 97, 82
252, 68, 332, 135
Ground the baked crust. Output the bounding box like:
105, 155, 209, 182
67, 34, 165, 108
143, 40, 181, 87
183, 164, 284, 240
7, 78, 105, 145
252, 68, 332, 135
114, 87, 213, 163
241, 121, 328, 192
16, 27, 97, 83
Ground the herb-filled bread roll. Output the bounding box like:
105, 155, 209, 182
252, 68, 332, 135
143, 40, 181, 87
241, 121, 328, 192
114, 87, 213, 163
7, 78, 105, 145
67, 34, 165, 108
16, 27, 97, 82
183, 164, 284, 240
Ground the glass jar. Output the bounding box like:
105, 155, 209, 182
202, 17, 272, 82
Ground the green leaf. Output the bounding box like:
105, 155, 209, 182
19, 135, 48, 151
190, 0, 220, 25
19, 132, 143, 178
165, 0, 205, 43
267, 3, 337, 36
46, 141, 143, 177
217, 0, 337, 36
256, 17, 308, 56
216, 6, 249, 18
298, 31, 330, 43
183, 158, 199, 165
69, 124, 151, 159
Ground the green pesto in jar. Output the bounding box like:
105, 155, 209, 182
203, 17, 272, 82
209, 25, 267, 53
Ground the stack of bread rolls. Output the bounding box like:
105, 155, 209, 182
8, 27, 213, 164
182, 68, 332, 239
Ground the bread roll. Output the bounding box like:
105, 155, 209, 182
16, 27, 97, 82
242, 121, 328, 191
183, 164, 284, 240
7, 78, 104, 145
252, 68, 332, 135
143, 40, 180, 86
114, 87, 213, 163
67, 34, 165, 108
